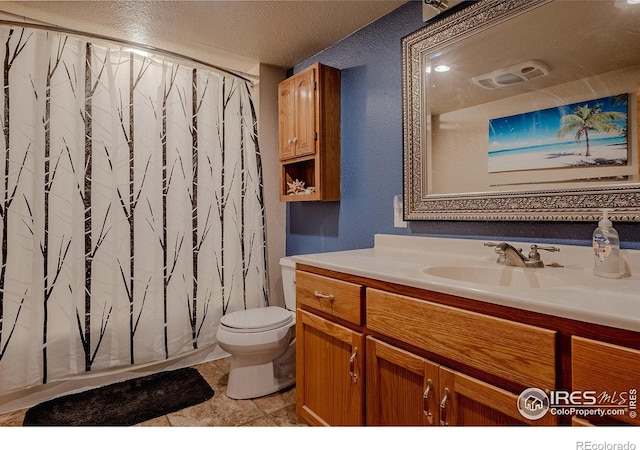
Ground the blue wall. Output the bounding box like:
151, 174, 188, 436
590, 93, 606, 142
286, 1, 640, 256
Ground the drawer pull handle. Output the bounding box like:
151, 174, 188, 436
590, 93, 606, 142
423, 379, 434, 424
440, 387, 450, 426
314, 290, 335, 301
349, 347, 358, 383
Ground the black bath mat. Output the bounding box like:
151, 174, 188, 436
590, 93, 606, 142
23, 367, 214, 426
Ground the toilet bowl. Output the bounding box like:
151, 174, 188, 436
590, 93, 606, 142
216, 257, 296, 399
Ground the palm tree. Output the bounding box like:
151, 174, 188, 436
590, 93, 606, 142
557, 103, 626, 157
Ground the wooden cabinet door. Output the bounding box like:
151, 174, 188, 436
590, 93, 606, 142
296, 309, 364, 426
572, 336, 640, 426
438, 367, 558, 426
292, 67, 316, 158
278, 68, 316, 161
366, 336, 439, 426
278, 77, 296, 160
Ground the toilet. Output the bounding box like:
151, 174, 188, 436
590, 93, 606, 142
216, 257, 296, 399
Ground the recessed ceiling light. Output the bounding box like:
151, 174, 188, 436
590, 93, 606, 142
434, 65, 450, 72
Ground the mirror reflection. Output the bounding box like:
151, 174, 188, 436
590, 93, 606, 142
403, 0, 640, 221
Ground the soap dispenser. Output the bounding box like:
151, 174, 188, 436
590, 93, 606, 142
592, 209, 622, 279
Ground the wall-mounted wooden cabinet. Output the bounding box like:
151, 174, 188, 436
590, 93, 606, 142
278, 63, 340, 202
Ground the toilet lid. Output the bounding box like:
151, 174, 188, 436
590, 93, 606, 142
220, 307, 293, 333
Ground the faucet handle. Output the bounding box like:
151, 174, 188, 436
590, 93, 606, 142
485, 242, 523, 253
528, 244, 560, 260
484, 242, 507, 263
484, 242, 517, 251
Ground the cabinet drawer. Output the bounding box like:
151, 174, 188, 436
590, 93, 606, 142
366, 288, 556, 390
572, 336, 639, 426
296, 271, 363, 325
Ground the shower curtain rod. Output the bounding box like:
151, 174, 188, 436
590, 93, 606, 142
0, 17, 257, 84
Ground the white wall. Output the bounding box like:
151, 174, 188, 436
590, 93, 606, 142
256, 63, 287, 307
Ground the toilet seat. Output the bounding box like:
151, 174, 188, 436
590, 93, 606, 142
220, 306, 293, 333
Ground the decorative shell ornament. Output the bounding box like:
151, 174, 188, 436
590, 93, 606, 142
287, 179, 307, 195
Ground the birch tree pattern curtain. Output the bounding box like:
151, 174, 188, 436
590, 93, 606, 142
0, 26, 267, 396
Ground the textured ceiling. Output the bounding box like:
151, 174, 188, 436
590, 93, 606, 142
0, 1, 408, 75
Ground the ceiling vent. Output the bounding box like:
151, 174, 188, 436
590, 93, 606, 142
472, 60, 550, 89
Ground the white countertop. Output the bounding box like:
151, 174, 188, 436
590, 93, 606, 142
292, 234, 640, 332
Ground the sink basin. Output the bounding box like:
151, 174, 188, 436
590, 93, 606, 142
422, 265, 567, 289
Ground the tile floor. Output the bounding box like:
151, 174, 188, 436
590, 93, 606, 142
0, 357, 306, 427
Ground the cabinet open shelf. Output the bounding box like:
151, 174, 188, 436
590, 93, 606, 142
281, 158, 318, 201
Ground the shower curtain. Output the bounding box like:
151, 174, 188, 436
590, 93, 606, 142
0, 26, 268, 396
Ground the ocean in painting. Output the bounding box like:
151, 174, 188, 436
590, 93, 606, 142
488, 136, 627, 173
488, 135, 626, 158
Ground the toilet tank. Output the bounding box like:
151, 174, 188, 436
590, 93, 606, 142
279, 257, 296, 311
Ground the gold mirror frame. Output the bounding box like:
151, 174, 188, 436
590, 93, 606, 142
402, 0, 640, 221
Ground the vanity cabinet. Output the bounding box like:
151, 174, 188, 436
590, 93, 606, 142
295, 271, 365, 425
295, 264, 638, 427
278, 63, 340, 202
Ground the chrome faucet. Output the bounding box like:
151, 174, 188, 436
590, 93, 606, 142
484, 242, 559, 268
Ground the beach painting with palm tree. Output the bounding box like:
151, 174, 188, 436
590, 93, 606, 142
488, 94, 628, 173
